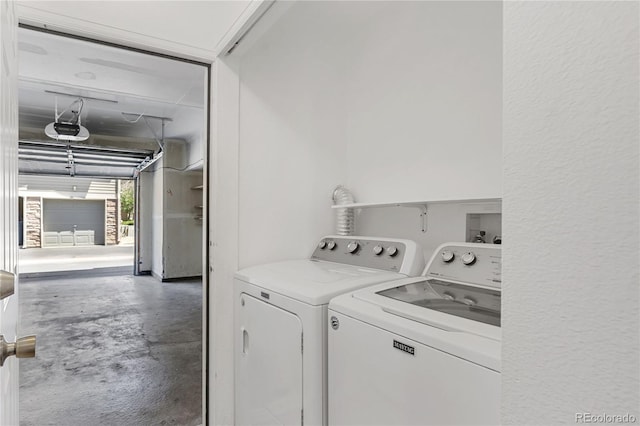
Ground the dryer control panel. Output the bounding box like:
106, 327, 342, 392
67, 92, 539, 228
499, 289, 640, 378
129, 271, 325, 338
311, 236, 424, 276
426, 243, 502, 289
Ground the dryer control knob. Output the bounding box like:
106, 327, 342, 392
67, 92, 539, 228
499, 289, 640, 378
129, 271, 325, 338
461, 252, 476, 265
347, 241, 360, 253
441, 250, 455, 263
387, 246, 399, 257
373, 245, 384, 255
327, 241, 336, 250
318, 241, 327, 250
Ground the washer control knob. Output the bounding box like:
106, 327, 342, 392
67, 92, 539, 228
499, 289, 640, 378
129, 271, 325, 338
347, 241, 360, 253
327, 241, 336, 250
462, 297, 477, 306
387, 246, 399, 257
461, 252, 476, 265
441, 250, 455, 263
318, 241, 327, 250
373, 245, 384, 255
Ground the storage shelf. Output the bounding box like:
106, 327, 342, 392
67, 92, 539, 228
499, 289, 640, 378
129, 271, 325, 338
331, 197, 501, 233
330, 197, 501, 209
195, 205, 204, 209
191, 185, 203, 190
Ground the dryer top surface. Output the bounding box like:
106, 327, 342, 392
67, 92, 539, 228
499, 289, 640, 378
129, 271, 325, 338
235, 259, 405, 306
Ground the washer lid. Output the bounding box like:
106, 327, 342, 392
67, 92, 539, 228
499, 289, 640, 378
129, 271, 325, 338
339, 277, 502, 342
377, 279, 501, 327
235, 260, 405, 306
329, 277, 501, 371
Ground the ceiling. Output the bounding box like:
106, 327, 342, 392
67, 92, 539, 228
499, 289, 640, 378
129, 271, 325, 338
18, 27, 208, 178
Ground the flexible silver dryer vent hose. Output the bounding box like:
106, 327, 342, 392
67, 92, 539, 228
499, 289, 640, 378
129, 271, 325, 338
332, 185, 355, 236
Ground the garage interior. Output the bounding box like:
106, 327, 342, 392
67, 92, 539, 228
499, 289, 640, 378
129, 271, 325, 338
19, 271, 203, 426
16, 26, 207, 425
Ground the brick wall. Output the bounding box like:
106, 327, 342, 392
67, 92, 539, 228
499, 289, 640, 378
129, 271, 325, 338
25, 197, 41, 248
106, 199, 118, 245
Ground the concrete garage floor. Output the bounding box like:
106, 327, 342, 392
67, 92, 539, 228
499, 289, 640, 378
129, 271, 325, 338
19, 245, 135, 276
18, 270, 203, 426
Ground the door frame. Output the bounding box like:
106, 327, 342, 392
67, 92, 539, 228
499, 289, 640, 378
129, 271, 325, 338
1, 0, 21, 423
15, 8, 218, 424
16, 2, 272, 424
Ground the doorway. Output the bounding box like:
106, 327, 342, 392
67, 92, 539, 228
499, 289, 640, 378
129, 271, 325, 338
16, 26, 209, 425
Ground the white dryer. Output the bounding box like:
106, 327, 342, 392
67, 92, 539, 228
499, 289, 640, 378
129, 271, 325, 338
328, 242, 502, 425
234, 236, 425, 426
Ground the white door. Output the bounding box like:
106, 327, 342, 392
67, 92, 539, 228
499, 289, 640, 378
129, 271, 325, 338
0, 0, 21, 423
236, 293, 303, 426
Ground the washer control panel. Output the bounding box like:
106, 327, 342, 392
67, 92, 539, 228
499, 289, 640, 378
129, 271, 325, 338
311, 236, 424, 274
426, 243, 502, 289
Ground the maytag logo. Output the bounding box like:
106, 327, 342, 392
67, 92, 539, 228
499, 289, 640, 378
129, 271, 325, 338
393, 340, 415, 356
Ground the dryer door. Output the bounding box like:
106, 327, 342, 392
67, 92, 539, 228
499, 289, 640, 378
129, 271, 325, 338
236, 293, 303, 426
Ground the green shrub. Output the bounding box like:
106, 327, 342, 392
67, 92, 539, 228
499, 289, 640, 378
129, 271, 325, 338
120, 180, 134, 221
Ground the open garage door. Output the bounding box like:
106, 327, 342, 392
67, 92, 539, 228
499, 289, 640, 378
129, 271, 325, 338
42, 199, 105, 246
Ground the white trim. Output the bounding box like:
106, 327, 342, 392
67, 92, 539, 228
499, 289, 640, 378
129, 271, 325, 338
209, 3, 273, 425
20, 196, 26, 249
223, 0, 297, 58
16, 0, 271, 63
201, 113, 209, 426
16, 3, 216, 62
116, 180, 121, 245
39, 196, 43, 248
209, 56, 241, 426
19, 191, 116, 200
104, 198, 108, 246
215, 0, 275, 56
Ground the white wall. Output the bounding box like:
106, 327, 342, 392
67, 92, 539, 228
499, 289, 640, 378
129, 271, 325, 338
341, 0, 502, 260
237, 1, 350, 268
185, 71, 210, 171
186, 136, 205, 172
502, 2, 639, 423
226, 5, 502, 424
137, 170, 153, 273
143, 142, 204, 280
151, 158, 164, 279
357, 202, 501, 261
237, 1, 502, 269
18, 175, 117, 200
344, 1, 502, 203
162, 139, 203, 279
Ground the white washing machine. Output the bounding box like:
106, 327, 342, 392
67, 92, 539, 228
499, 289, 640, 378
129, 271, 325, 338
328, 242, 502, 425
234, 235, 425, 426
